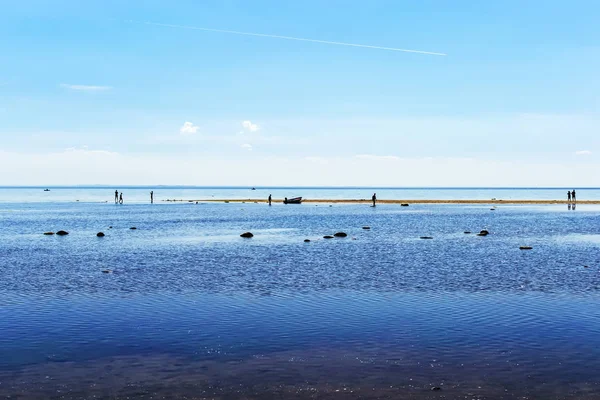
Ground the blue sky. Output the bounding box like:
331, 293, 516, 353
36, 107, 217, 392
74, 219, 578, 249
1, 0, 599, 186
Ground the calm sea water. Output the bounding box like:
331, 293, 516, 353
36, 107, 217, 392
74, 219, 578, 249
1, 188, 600, 399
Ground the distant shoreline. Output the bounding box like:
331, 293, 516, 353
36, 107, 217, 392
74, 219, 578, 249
163, 199, 600, 205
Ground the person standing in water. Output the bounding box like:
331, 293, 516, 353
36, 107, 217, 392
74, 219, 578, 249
115, 190, 119, 204
572, 190, 576, 203
119, 193, 123, 204
567, 191, 571, 202
372, 193, 377, 207
268, 194, 272, 206
150, 191, 154, 204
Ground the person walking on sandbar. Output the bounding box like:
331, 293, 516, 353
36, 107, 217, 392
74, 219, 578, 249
115, 190, 119, 204
372, 193, 377, 207
572, 190, 576, 203
268, 194, 272, 206
119, 193, 123, 204
567, 191, 571, 202
150, 191, 154, 204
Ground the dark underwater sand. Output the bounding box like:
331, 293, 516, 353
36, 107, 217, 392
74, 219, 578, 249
2, 349, 597, 400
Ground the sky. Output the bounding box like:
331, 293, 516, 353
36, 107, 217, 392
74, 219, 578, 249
0, 0, 599, 186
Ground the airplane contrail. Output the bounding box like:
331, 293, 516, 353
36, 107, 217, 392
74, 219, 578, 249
126, 20, 447, 56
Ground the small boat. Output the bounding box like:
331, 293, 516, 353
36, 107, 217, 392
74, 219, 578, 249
283, 197, 302, 204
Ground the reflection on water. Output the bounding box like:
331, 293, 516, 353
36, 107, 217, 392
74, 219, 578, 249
1, 201, 600, 398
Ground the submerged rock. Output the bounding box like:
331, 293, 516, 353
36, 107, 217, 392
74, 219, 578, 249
323, 235, 334, 239
240, 232, 254, 238
56, 230, 69, 236
97, 232, 105, 237
334, 232, 347, 237
43, 232, 55, 235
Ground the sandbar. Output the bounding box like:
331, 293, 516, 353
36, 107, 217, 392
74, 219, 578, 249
163, 198, 600, 205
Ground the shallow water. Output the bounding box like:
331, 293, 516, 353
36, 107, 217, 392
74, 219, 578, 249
1, 197, 600, 399
0, 186, 599, 203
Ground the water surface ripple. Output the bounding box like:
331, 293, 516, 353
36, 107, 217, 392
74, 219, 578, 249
1, 200, 600, 398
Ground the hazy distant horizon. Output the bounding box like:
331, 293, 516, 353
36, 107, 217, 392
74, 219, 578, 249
1, 185, 598, 190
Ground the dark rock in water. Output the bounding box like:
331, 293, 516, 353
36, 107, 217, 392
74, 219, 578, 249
334, 232, 347, 237
401, 203, 409, 206
477, 230, 489, 236
431, 387, 442, 391
362, 226, 370, 230
130, 227, 137, 230
240, 232, 254, 238
108, 226, 113, 229
96, 232, 105, 237
304, 239, 311, 242
464, 231, 471, 234
519, 246, 533, 250
56, 230, 69, 236
323, 235, 334, 239
420, 236, 434, 239
43, 232, 55, 235
490, 208, 496, 211
101, 269, 112, 274
584, 265, 589, 268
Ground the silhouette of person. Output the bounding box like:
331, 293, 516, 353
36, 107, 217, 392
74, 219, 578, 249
115, 190, 119, 204
572, 190, 576, 203
150, 191, 154, 204
567, 191, 571, 202
372, 193, 377, 207
284, 197, 288, 204
119, 193, 123, 204
268, 194, 272, 206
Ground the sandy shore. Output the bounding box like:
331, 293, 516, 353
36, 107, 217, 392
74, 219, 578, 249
164, 198, 600, 205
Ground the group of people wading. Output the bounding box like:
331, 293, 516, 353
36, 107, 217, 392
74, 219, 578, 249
113, 190, 154, 204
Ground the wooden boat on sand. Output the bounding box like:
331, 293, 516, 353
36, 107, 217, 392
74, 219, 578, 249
283, 197, 302, 204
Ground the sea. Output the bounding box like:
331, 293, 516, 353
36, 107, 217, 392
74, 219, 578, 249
1, 187, 600, 399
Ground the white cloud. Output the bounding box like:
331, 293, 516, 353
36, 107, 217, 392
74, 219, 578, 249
60, 84, 112, 91
241, 143, 253, 151
242, 120, 259, 132
63, 146, 119, 156
304, 156, 329, 164
575, 150, 592, 155
180, 121, 199, 135
355, 154, 400, 160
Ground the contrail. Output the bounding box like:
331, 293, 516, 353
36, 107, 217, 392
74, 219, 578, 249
126, 20, 446, 56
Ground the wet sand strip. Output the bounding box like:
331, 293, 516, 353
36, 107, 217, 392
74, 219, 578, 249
163, 199, 600, 205
164, 199, 600, 205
